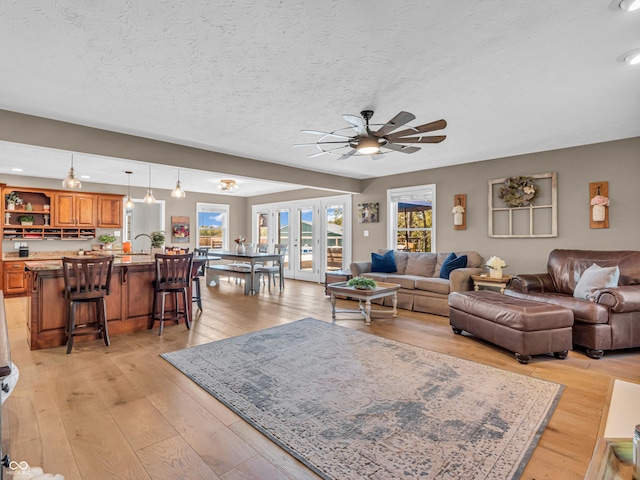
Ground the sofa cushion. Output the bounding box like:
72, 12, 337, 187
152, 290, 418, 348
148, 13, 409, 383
385, 275, 418, 289
371, 250, 397, 273
457, 251, 484, 268
573, 264, 620, 301
404, 252, 437, 277
415, 277, 450, 295
440, 254, 468, 279
505, 290, 610, 324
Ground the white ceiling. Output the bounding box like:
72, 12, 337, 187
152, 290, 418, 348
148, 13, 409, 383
0, 1, 638, 195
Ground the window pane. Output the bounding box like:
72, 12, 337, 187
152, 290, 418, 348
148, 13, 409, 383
389, 186, 435, 253
257, 212, 268, 245
326, 205, 343, 271
197, 204, 227, 249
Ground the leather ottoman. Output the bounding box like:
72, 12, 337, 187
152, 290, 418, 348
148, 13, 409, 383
448, 290, 574, 364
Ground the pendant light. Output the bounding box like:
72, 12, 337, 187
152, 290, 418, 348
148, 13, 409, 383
171, 169, 186, 198
143, 165, 155, 203
62, 154, 82, 189
124, 171, 135, 209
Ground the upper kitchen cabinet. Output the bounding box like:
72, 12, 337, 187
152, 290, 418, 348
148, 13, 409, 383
97, 195, 123, 228
53, 192, 96, 227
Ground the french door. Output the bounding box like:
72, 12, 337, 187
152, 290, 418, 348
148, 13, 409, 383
252, 195, 351, 283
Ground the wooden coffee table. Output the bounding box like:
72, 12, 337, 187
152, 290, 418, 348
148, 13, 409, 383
327, 281, 401, 325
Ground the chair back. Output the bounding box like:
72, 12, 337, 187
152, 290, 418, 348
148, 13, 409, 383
257, 243, 268, 254
275, 244, 288, 263
165, 246, 190, 254
243, 243, 256, 253
194, 247, 209, 256
155, 253, 194, 290
62, 255, 114, 300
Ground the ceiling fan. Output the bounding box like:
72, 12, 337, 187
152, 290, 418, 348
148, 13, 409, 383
294, 110, 447, 161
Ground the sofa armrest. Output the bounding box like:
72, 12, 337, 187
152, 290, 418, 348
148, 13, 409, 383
595, 286, 640, 312
350, 261, 372, 277
449, 267, 484, 292
509, 273, 556, 293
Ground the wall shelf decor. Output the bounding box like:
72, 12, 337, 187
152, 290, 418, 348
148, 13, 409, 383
488, 172, 557, 238
589, 181, 609, 229
453, 194, 466, 230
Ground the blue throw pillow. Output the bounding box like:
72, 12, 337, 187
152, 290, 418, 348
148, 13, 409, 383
371, 250, 397, 273
440, 253, 468, 279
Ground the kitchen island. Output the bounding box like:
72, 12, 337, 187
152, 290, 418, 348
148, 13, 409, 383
24, 254, 189, 350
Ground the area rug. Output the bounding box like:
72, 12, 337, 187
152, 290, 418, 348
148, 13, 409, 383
161, 318, 563, 480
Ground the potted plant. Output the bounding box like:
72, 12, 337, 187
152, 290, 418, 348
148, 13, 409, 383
18, 215, 34, 226
98, 234, 117, 249
150, 231, 166, 248
347, 276, 378, 290
6, 192, 23, 210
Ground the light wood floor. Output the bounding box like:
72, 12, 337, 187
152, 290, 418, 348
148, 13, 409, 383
4, 279, 640, 479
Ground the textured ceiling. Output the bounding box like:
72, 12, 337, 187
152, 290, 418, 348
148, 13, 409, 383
0, 0, 638, 194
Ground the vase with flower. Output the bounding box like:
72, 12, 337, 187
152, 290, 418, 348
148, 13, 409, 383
235, 235, 246, 254
6, 192, 23, 210
485, 256, 507, 279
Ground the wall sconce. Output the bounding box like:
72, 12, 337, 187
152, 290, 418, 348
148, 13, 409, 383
452, 194, 466, 230
590, 181, 609, 229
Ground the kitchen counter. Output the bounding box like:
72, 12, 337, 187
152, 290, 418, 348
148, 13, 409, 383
2, 250, 150, 261
24, 254, 191, 350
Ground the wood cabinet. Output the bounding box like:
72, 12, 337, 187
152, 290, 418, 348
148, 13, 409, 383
3, 261, 27, 296
97, 195, 123, 228
54, 192, 95, 227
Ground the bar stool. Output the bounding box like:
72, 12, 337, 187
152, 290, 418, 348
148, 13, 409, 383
62, 255, 114, 354
191, 254, 207, 312
151, 253, 194, 335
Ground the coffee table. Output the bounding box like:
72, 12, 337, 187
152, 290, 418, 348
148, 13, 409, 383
327, 281, 401, 325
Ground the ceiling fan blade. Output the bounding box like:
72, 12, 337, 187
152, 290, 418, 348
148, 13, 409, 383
342, 114, 367, 135
293, 141, 350, 147
301, 130, 353, 140
382, 143, 421, 154
388, 135, 446, 144
337, 149, 357, 161
389, 119, 447, 139
308, 146, 348, 158
374, 111, 416, 137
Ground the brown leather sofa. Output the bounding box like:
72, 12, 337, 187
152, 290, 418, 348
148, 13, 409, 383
505, 249, 640, 358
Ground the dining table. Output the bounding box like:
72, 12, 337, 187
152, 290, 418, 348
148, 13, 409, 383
208, 250, 284, 294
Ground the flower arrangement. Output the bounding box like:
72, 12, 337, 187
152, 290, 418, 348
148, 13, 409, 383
498, 176, 538, 208
6, 192, 23, 206
590, 194, 609, 206
347, 276, 377, 290
485, 256, 507, 270
451, 205, 465, 214
172, 224, 190, 238
235, 235, 246, 245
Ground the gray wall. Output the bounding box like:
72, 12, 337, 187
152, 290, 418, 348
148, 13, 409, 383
345, 137, 639, 274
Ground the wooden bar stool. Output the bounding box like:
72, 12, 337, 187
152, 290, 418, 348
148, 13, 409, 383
191, 255, 207, 312
151, 253, 193, 335
62, 255, 115, 354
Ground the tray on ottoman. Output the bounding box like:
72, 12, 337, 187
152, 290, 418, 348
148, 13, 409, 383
448, 290, 574, 364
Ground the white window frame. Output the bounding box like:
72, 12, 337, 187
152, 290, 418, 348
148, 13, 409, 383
195, 202, 230, 250
387, 184, 436, 252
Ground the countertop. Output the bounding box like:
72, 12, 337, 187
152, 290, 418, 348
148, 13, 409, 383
3, 250, 149, 261
23, 254, 156, 271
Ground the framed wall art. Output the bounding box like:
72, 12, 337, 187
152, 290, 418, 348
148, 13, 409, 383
171, 215, 190, 243
488, 172, 557, 238
357, 203, 379, 223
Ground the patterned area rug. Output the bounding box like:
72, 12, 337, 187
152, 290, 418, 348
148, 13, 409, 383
161, 318, 563, 480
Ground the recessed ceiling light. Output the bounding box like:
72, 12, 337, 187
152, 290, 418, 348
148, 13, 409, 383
80, 175, 91, 179
11, 168, 23, 172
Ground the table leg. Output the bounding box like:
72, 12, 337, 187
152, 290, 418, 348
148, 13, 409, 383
330, 292, 337, 321
250, 262, 256, 295
392, 292, 398, 318
364, 298, 372, 325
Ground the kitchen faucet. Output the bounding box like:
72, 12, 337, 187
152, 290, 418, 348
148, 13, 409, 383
134, 233, 153, 253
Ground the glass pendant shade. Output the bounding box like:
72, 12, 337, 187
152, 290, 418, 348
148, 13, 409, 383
124, 171, 135, 209
144, 165, 155, 203
62, 155, 82, 188
171, 170, 186, 198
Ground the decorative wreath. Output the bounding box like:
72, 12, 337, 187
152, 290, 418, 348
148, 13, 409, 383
498, 176, 539, 208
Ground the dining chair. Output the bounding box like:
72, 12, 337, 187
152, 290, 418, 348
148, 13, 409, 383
62, 255, 115, 354
256, 244, 287, 292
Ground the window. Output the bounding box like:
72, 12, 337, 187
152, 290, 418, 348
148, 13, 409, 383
387, 184, 436, 252
196, 203, 229, 249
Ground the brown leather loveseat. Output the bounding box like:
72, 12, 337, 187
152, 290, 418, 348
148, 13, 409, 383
505, 249, 640, 358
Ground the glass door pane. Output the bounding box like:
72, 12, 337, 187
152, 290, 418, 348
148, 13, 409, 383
256, 211, 268, 246
277, 209, 290, 269
298, 207, 314, 271
325, 204, 344, 271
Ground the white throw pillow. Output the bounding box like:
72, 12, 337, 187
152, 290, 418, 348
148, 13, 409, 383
573, 263, 620, 301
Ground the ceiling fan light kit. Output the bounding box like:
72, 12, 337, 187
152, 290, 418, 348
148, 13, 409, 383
296, 109, 447, 161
